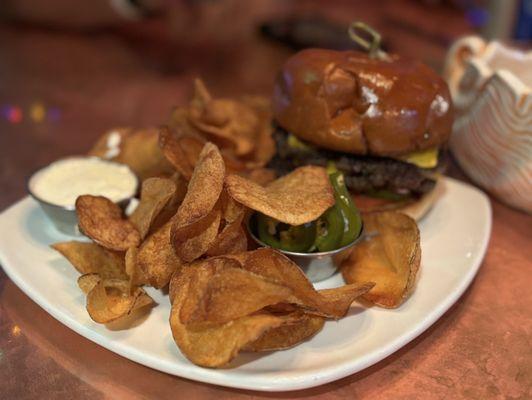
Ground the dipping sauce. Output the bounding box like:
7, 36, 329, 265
30, 157, 138, 208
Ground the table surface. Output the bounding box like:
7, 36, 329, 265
1, 6, 531, 399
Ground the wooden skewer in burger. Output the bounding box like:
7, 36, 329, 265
268, 22, 453, 220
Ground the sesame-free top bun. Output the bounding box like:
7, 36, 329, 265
272, 49, 453, 157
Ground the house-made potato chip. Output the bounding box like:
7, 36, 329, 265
86, 278, 154, 324
129, 177, 176, 239
137, 221, 183, 288
51, 241, 125, 277
169, 265, 285, 368
89, 128, 174, 180
76, 195, 140, 251
227, 248, 372, 318
178, 258, 292, 326
341, 212, 421, 308
244, 312, 325, 352
159, 125, 205, 179
171, 142, 225, 262
225, 166, 334, 225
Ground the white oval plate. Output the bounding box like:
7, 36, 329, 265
0, 177, 491, 391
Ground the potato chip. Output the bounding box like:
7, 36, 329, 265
159, 125, 205, 179
168, 259, 225, 306
220, 150, 249, 174
149, 173, 188, 233
245, 168, 276, 186
174, 142, 225, 227
125, 246, 139, 293
206, 212, 247, 256
78, 273, 101, 294
190, 78, 211, 107
118, 128, 175, 180
167, 107, 207, 139
159, 125, 190, 176
189, 100, 257, 157
230, 249, 330, 311
172, 312, 283, 368
178, 259, 292, 326
173, 259, 232, 312
233, 248, 317, 303
240, 95, 276, 166
89, 128, 174, 181
317, 282, 375, 316
225, 166, 335, 225
169, 265, 285, 367
173, 207, 221, 262
171, 205, 221, 250
167, 80, 275, 173
228, 248, 371, 318
129, 177, 176, 239
137, 221, 183, 288
206, 225, 247, 257
341, 212, 421, 308
51, 241, 125, 277
88, 128, 130, 159
219, 189, 246, 223
244, 312, 325, 352
76, 195, 140, 251
131, 289, 155, 310
171, 142, 225, 262
168, 257, 243, 308
188, 79, 266, 158
86, 278, 154, 324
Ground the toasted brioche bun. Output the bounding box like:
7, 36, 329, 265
272, 49, 453, 157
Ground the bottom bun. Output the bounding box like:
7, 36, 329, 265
354, 178, 445, 221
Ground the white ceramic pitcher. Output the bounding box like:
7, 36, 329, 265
444, 36, 531, 213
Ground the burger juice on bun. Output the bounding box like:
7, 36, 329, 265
268, 47, 453, 220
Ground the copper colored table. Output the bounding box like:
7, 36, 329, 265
1, 19, 531, 400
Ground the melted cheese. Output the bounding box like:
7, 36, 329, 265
400, 148, 438, 169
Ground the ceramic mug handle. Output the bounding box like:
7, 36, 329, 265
443, 36, 486, 98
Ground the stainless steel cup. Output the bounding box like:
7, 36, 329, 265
247, 215, 364, 283
27, 157, 138, 236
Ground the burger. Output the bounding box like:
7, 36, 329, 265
268, 48, 453, 220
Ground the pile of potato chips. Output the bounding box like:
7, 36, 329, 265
52, 81, 422, 368
168, 248, 374, 367
161, 79, 276, 183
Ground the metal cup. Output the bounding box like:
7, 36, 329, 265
27, 157, 138, 236
247, 214, 364, 283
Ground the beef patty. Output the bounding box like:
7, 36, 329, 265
268, 128, 441, 197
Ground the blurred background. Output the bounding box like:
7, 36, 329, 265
0, 0, 530, 208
